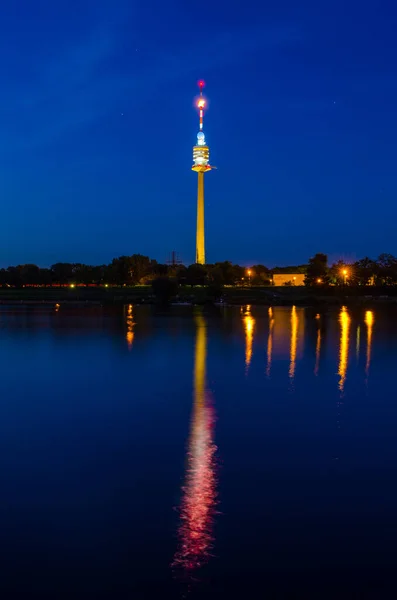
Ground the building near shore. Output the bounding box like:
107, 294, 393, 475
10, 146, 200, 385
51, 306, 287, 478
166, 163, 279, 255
272, 273, 305, 286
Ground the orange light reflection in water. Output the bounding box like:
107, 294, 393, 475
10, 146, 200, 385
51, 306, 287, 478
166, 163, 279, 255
243, 305, 255, 370
126, 304, 134, 349
173, 315, 217, 574
365, 310, 374, 376
289, 306, 298, 381
266, 307, 274, 378
314, 324, 321, 376
356, 325, 361, 362
338, 306, 350, 393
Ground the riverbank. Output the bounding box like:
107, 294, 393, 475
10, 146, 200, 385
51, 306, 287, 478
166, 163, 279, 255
0, 286, 396, 307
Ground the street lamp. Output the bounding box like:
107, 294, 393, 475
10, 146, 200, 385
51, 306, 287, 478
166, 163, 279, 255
342, 269, 348, 285
247, 269, 252, 286
317, 278, 322, 284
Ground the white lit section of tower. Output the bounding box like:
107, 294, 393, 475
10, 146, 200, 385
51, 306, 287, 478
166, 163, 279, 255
192, 80, 214, 265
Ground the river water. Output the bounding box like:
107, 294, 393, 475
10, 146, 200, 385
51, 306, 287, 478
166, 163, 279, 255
0, 304, 396, 598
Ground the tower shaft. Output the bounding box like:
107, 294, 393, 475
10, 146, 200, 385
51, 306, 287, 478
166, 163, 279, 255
196, 172, 205, 265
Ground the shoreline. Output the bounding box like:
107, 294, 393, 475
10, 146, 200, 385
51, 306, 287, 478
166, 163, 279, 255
0, 285, 396, 309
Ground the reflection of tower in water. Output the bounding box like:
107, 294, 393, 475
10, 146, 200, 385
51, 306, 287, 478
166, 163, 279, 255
173, 314, 217, 574
125, 304, 134, 349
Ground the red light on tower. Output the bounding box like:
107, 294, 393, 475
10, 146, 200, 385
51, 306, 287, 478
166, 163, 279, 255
198, 79, 205, 89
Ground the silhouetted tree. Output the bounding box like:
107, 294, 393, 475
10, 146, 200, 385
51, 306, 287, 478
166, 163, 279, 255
208, 264, 225, 285
5, 267, 23, 287
106, 256, 134, 285
329, 260, 354, 285
18, 264, 41, 285
154, 263, 169, 277
130, 254, 156, 284
40, 268, 53, 286
304, 253, 329, 286
175, 265, 188, 285
376, 253, 397, 285
273, 265, 307, 274
354, 257, 377, 286
251, 264, 271, 285
206, 262, 245, 286
51, 263, 75, 285
186, 264, 208, 286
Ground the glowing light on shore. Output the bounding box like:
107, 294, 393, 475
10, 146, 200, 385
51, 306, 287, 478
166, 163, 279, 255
365, 310, 374, 376
338, 306, 350, 393
173, 315, 217, 574
289, 306, 298, 381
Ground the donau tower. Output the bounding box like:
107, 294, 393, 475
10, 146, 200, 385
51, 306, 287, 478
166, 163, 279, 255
192, 80, 214, 265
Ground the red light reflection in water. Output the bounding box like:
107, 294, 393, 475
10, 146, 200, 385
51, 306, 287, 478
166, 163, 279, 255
173, 316, 217, 575
174, 397, 217, 571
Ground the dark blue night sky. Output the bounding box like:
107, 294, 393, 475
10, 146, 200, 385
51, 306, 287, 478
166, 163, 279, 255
0, 0, 396, 267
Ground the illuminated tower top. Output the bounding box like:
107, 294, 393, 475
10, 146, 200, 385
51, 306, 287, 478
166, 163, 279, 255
192, 80, 212, 172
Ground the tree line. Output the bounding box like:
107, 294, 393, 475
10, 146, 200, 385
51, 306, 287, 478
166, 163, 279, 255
0, 256, 302, 287
305, 253, 397, 286
0, 252, 397, 287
